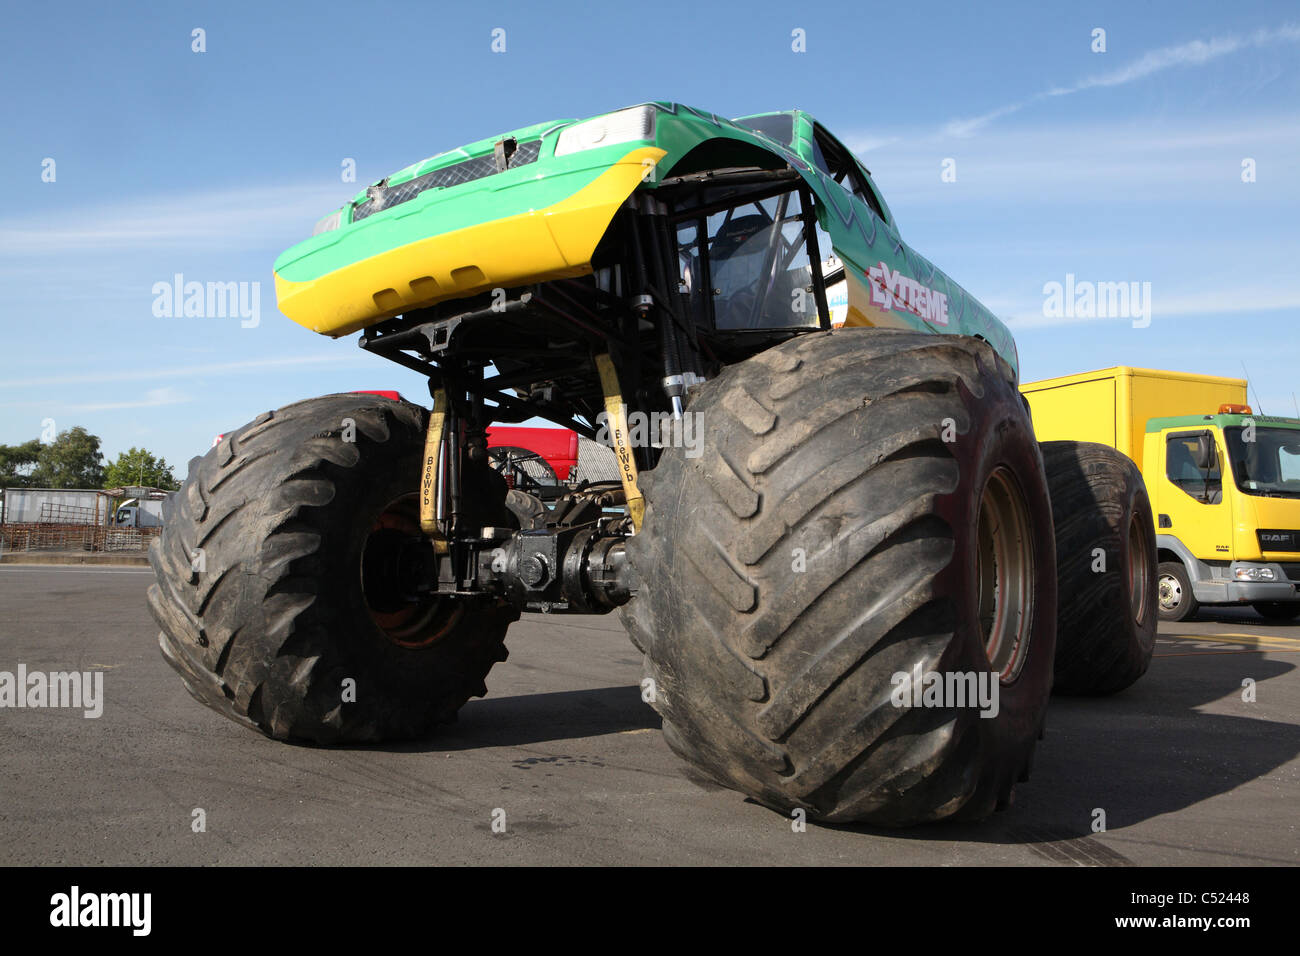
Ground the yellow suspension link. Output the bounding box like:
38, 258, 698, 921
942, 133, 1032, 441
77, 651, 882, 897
594, 353, 645, 530
420, 390, 450, 553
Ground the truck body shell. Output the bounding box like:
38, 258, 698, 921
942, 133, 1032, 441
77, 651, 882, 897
273, 102, 1018, 374
1022, 367, 1300, 608
1020, 366, 1247, 472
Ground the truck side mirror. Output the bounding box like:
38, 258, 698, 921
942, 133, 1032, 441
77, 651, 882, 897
1195, 433, 1215, 471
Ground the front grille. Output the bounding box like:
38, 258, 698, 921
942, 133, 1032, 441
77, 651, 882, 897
351, 139, 542, 224
1258, 529, 1300, 552
1281, 563, 1300, 582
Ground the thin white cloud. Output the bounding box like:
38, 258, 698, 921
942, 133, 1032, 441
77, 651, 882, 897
1004, 286, 1300, 330
0, 182, 350, 255
0, 354, 372, 389
849, 114, 1300, 206
1062, 24, 1300, 94
65, 387, 190, 413
943, 101, 1032, 139
849, 134, 902, 154
942, 23, 1300, 138
1143, 287, 1300, 318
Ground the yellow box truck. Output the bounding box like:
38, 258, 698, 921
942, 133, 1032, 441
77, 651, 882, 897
1022, 367, 1300, 621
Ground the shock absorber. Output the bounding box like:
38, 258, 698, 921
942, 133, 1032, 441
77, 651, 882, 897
635, 194, 690, 419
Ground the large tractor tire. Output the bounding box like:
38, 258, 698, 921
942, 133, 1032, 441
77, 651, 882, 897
148, 393, 518, 743
622, 329, 1057, 825
1040, 441, 1157, 695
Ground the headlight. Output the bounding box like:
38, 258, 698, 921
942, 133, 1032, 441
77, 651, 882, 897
1234, 566, 1276, 581
554, 106, 656, 157
312, 206, 346, 236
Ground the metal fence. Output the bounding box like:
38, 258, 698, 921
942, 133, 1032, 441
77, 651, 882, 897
0, 522, 159, 553
37, 500, 99, 525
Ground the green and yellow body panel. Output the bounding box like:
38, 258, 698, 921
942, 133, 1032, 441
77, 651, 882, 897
273, 102, 1017, 374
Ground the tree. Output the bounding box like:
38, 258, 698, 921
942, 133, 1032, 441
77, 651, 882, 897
0, 439, 42, 488
31, 427, 105, 489
103, 447, 179, 491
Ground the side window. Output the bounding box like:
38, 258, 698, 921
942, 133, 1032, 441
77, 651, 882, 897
811, 126, 885, 220
676, 188, 820, 331
818, 224, 847, 327
854, 164, 889, 221
809, 136, 832, 180
1166, 433, 1222, 503
1281, 443, 1300, 481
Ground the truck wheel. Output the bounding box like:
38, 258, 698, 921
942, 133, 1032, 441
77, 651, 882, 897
622, 329, 1057, 825
1157, 561, 1199, 623
147, 394, 518, 743
1252, 602, 1300, 621
1040, 441, 1157, 695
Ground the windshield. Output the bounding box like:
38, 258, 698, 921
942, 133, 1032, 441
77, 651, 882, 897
1224, 426, 1300, 497
732, 113, 795, 145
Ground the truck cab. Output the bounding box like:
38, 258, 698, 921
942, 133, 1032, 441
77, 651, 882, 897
1145, 409, 1300, 619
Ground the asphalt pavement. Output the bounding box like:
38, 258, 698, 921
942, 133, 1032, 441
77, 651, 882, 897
1, 565, 1296, 865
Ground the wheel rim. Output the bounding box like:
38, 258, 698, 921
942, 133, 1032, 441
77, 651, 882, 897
976, 467, 1034, 683
1128, 514, 1150, 625
1157, 572, 1182, 612
360, 493, 462, 648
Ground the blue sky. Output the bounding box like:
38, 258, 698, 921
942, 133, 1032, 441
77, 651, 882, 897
2, 0, 1299, 473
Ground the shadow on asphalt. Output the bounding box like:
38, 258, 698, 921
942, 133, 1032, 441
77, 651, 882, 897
1187, 607, 1300, 628
357, 684, 661, 754
330, 647, 1297, 855
815, 650, 1299, 850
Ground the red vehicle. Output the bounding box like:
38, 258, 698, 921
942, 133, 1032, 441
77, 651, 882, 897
217, 395, 578, 490
486, 425, 579, 484
362, 395, 579, 486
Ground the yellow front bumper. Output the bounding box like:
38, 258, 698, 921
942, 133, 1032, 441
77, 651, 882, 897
275, 146, 667, 337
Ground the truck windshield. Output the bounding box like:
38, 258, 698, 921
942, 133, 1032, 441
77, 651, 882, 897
1224, 426, 1300, 498
732, 114, 795, 146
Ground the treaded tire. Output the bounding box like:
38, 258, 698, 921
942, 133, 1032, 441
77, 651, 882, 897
147, 393, 518, 743
621, 329, 1057, 825
1157, 561, 1199, 623
1041, 441, 1157, 695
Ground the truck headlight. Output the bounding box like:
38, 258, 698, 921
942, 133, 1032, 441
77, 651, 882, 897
312, 206, 346, 236
554, 106, 656, 157
1234, 566, 1276, 581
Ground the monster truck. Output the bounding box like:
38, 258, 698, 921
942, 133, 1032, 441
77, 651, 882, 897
149, 103, 1156, 824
